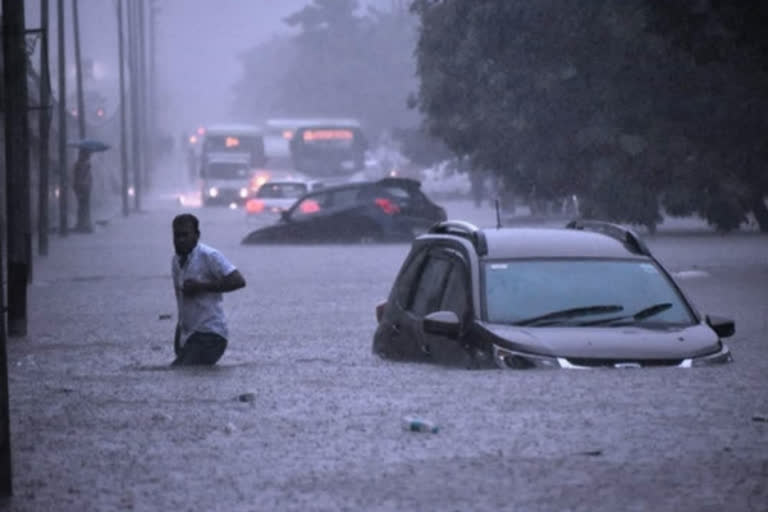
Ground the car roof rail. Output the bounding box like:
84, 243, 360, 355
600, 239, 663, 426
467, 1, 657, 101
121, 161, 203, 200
565, 219, 651, 256
428, 220, 488, 256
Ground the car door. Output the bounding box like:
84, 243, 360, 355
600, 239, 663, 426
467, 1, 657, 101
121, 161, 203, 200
321, 186, 370, 241
421, 253, 474, 366
282, 190, 333, 241
374, 247, 429, 358
399, 250, 454, 358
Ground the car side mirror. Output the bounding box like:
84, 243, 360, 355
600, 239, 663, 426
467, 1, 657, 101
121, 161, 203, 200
706, 314, 735, 338
423, 310, 460, 339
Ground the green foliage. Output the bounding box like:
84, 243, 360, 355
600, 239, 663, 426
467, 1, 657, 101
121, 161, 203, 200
411, 0, 768, 232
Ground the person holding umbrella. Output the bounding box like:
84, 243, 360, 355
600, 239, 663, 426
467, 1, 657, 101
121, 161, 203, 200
72, 148, 93, 233
70, 139, 110, 233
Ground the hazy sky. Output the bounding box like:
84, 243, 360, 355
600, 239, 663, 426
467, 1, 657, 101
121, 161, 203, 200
24, 0, 389, 135
154, 0, 309, 130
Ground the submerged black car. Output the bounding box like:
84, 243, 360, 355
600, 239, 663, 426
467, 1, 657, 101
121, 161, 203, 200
241, 177, 447, 244
373, 220, 735, 369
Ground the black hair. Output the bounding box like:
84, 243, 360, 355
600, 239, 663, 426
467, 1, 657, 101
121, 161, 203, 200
172, 213, 200, 234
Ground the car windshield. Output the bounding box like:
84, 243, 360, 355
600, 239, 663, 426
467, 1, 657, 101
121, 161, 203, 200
256, 182, 308, 198
483, 259, 694, 326
206, 162, 250, 180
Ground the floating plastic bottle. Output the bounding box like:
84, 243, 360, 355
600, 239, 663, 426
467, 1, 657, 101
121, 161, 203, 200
402, 416, 439, 433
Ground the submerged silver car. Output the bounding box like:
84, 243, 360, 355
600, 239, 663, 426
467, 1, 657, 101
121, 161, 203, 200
372, 220, 734, 369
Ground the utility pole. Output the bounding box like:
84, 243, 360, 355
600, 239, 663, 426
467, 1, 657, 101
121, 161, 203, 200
38, 0, 52, 255
149, 0, 159, 174
72, 0, 86, 139
0, 232, 11, 497
57, 0, 69, 236
117, 0, 130, 216
138, 0, 150, 190
3, 0, 33, 338
1, 0, 32, 493
127, 0, 142, 211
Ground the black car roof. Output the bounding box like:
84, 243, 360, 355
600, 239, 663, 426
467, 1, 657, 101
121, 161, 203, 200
425, 220, 650, 260
482, 228, 646, 259
305, 177, 421, 194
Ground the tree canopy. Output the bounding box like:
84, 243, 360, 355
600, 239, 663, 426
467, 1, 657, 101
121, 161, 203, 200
411, 0, 768, 231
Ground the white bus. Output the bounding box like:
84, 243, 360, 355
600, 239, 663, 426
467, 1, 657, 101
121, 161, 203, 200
202, 123, 266, 169
199, 124, 266, 206
263, 118, 365, 176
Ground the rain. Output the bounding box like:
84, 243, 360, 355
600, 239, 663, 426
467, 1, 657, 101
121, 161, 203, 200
1, 1, 767, 510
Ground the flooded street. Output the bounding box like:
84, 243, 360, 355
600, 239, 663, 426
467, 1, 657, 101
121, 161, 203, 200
3, 1, 767, 509
4, 186, 767, 511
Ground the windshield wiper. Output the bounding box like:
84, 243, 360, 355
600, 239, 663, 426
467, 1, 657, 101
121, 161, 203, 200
581, 302, 673, 326
515, 305, 624, 327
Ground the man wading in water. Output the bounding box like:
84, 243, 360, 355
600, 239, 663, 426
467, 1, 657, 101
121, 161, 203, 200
171, 213, 246, 366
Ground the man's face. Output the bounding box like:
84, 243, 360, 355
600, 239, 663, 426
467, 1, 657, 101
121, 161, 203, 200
173, 222, 199, 256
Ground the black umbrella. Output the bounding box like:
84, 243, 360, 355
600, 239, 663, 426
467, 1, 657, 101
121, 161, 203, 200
68, 138, 111, 152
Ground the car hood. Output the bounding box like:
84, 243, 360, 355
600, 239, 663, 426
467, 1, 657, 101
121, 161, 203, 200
481, 322, 720, 360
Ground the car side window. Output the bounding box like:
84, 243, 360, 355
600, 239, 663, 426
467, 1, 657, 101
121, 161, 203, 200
394, 249, 428, 307
291, 191, 330, 219
440, 262, 470, 318
329, 187, 362, 208
410, 255, 452, 316
379, 185, 411, 200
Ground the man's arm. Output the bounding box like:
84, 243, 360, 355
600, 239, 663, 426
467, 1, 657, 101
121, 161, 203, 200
182, 269, 246, 295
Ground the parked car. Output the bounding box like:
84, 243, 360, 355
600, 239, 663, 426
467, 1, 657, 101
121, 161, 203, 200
372, 219, 735, 369
241, 177, 447, 244
245, 179, 324, 217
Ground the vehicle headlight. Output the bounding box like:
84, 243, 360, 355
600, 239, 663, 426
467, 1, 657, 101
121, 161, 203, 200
492, 345, 560, 370
688, 343, 733, 367
239, 187, 248, 198
208, 187, 219, 197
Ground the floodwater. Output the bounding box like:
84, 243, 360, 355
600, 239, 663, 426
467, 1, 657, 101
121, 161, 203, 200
4, 186, 768, 511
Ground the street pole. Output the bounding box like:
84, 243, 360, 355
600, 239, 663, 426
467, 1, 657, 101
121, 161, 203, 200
3, 0, 32, 338
117, 0, 130, 216
149, 0, 158, 173
1, 0, 31, 492
138, 0, 150, 191
57, 0, 69, 236
38, 0, 52, 255
0, 236, 11, 497
72, 0, 86, 139
127, 0, 142, 211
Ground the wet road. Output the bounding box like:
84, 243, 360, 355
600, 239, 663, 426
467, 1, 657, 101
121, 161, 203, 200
4, 188, 768, 511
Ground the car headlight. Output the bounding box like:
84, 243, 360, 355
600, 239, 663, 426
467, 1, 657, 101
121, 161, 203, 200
687, 343, 733, 367
492, 345, 560, 369
239, 187, 248, 198
208, 187, 219, 197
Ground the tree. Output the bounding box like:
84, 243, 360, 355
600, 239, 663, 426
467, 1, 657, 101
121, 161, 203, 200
411, 0, 768, 231
647, 1, 768, 231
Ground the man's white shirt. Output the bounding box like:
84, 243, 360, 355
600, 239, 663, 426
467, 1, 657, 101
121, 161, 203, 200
172, 242, 236, 347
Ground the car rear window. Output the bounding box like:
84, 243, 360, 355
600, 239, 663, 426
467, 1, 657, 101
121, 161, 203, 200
256, 182, 308, 198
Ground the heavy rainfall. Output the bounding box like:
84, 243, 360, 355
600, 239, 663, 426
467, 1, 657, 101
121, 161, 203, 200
0, 1, 767, 510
